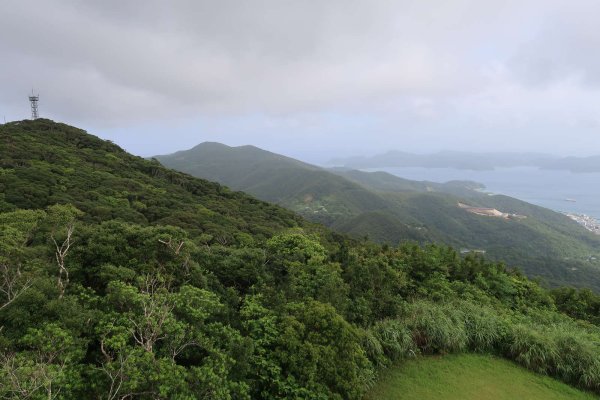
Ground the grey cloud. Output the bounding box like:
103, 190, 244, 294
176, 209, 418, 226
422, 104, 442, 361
510, 1, 600, 87
0, 1, 507, 121
1, 0, 599, 157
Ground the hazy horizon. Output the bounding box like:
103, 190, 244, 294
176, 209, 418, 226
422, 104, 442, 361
2, 1, 600, 163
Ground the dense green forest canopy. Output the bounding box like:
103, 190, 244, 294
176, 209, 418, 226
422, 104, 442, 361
1, 119, 600, 399
156, 142, 600, 290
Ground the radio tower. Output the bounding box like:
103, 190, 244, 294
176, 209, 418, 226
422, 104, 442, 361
28, 90, 39, 120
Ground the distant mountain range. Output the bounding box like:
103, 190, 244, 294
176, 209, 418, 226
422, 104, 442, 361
156, 142, 600, 290
329, 151, 600, 172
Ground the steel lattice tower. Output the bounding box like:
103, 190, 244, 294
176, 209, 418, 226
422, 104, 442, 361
29, 91, 39, 120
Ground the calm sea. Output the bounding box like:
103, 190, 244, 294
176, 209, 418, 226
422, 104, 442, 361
371, 166, 600, 220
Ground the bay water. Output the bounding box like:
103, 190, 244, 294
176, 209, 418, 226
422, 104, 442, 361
371, 166, 600, 220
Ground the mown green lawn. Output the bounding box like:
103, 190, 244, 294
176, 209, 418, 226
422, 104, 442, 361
365, 354, 598, 400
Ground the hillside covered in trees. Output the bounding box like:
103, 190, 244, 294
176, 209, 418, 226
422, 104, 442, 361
156, 142, 600, 290
2, 119, 600, 399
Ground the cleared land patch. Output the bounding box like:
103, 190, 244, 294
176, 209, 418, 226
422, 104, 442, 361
364, 354, 597, 400
458, 202, 526, 219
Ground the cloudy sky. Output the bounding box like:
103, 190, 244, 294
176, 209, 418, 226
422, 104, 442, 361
1, 0, 599, 163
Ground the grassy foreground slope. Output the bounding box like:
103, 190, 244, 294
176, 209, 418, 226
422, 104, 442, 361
156, 142, 600, 290
365, 354, 597, 400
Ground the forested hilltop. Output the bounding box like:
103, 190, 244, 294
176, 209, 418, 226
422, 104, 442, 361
2, 119, 600, 399
156, 142, 600, 291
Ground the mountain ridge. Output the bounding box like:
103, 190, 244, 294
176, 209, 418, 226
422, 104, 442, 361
156, 141, 600, 290
329, 150, 600, 172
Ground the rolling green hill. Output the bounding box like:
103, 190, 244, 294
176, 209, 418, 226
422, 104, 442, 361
156, 142, 600, 290
155, 142, 390, 226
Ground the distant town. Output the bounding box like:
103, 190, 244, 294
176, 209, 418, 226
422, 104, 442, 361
564, 212, 600, 235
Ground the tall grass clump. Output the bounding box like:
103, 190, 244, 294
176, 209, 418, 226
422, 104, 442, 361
507, 323, 559, 374
403, 300, 468, 354
460, 301, 506, 352
360, 327, 387, 368
371, 319, 417, 362
551, 328, 600, 391
503, 311, 600, 393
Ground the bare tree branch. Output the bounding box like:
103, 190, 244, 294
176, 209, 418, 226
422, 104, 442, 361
158, 237, 185, 256
51, 224, 74, 299
0, 263, 32, 312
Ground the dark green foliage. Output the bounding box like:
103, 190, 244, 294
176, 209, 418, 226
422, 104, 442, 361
2, 120, 600, 398
0, 120, 305, 239
551, 287, 600, 325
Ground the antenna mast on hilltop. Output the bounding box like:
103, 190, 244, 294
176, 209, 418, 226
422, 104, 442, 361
29, 90, 39, 120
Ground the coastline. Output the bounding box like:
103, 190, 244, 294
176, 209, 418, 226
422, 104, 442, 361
563, 212, 600, 235
373, 166, 600, 221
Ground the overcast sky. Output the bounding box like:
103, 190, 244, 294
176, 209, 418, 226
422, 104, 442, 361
1, 0, 599, 163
